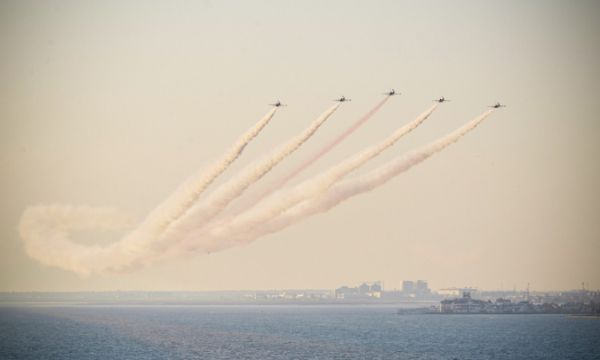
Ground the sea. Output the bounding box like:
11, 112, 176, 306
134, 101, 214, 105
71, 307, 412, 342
1, 305, 599, 360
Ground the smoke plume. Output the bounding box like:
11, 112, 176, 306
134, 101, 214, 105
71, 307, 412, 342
146, 108, 278, 235
178, 104, 439, 252
250, 96, 392, 206
189, 109, 494, 253
18, 108, 279, 274
18, 103, 496, 275
149, 104, 340, 257
18, 205, 134, 275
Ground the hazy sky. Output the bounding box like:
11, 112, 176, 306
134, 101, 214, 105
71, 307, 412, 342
1, 0, 599, 292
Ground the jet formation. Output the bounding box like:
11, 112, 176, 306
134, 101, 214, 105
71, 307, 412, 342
270, 92, 504, 108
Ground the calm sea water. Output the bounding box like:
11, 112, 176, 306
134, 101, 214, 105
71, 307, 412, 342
1, 305, 599, 359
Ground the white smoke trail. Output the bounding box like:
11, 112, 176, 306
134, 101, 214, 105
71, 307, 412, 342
247, 96, 392, 208
18, 108, 278, 275
143, 107, 278, 236
201, 109, 494, 252
18, 205, 135, 275
111, 108, 280, 264
178, 104, 438, 252
18, 105, 493, 275
144, 104, 340, 259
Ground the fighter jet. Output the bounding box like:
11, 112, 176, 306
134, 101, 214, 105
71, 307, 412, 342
489, 102, 506, 108
433, 97, 450, 103
269, 100, 286, 107
384, 89, 399, 96
334, 96, 351, 102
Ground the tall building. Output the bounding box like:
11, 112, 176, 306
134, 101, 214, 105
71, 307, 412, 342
402, 281, 415, 293
401, 280, 431, 296
416, 280, 430, 294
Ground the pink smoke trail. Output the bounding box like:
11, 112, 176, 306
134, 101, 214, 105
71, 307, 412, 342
199, 109, 495, 253
264, 109, 495, 232
248, 96, 392, 207
175, 104, 438, 254
146, 104, 340, 260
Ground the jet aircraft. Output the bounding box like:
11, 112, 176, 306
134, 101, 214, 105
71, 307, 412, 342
334, 96, 351, 102
269, 101, 286, 107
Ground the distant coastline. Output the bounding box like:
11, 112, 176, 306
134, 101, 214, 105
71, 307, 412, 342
1, 288, 598, 314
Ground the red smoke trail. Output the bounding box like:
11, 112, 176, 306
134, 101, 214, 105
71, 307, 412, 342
193, 109, 495, 255
250, 96, 391, 206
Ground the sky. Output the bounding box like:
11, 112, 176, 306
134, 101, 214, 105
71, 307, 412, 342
1, 0, 599, 292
